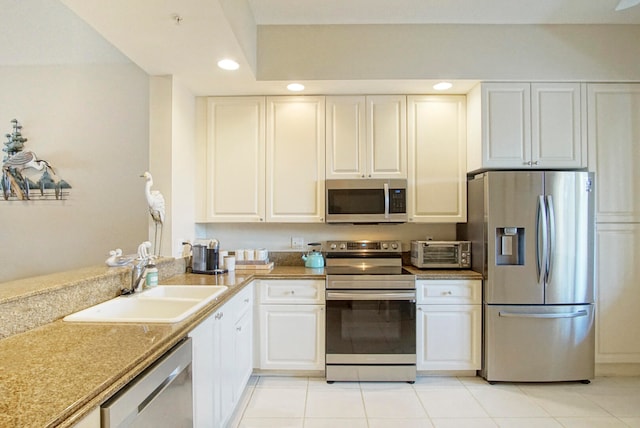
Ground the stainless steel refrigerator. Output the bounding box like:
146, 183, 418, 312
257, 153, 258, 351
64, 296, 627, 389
464, 171, 595, 383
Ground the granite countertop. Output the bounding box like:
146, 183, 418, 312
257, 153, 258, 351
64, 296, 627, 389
0, 265, 479, 427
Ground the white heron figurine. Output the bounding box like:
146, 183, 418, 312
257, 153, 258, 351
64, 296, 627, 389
141, 171, 165, 256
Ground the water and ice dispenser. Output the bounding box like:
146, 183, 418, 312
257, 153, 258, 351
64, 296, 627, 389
496, 227, 525, 265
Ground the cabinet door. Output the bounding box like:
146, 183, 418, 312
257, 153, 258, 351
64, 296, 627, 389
417, 279, 482, 305
407, 96, 467, 223
204, 97, 265, 222
416, 304, 481, 371
588, 84, 640, 223
366, 95, 407, 178
595, 223, 640, 363
326, 96, 366, 179
259, 304, 325, 370
233, 309, 253, 402
266, 96, 325, 222
189, 314, 218, 428
531, 83, 584, 168
480, 83, 531, 168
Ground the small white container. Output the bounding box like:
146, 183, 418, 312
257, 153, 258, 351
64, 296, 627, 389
244, 249, 255, 261
219, 251, 228, 268
255, 248, 268, 261
225, 256, 236, 271
235, 250, 245, 261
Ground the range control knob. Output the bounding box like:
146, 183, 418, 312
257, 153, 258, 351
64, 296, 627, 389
391, 242, 399, 250
329, 243, 337, 250
339, 243, 346, 250
381, 242, 389, 249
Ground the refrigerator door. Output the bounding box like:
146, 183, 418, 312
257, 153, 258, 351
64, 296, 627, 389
544, 172, 595, 304
485, 172, 545, 304
482, 304, 595, 382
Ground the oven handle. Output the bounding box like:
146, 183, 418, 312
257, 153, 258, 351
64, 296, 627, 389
326, 290, 416, 301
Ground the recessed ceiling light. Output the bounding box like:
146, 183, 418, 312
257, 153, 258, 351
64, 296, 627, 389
217, 59, 239, 71
433, 82, 453, 91
287, 83, 305, 92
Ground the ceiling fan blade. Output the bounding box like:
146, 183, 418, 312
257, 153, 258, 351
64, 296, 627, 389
615, 0, 640, 11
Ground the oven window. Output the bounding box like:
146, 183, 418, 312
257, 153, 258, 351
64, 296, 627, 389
326, 300, 416, 355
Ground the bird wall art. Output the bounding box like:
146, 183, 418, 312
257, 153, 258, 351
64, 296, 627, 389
1, 119, 71, 201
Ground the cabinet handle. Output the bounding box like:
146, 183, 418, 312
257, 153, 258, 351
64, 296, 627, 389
525, 161, 532, 166
532, 161, 539, 165
236, 326, 242, 332
418, 307, 423, 311
290, 290, 295, 295
215, 312, 224, 320
361, 174, 365, 178
260, 218, 264, 222
444, 291, 453, 295
244, 298, 250, 303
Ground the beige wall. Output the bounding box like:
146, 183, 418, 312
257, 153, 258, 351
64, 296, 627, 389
257, 24, 640, 82
0, 1, 150, 282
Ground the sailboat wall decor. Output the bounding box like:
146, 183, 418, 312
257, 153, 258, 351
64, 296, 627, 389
1, 119, 71, 201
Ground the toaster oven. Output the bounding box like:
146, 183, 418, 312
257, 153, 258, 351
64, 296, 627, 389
411, 240, 471, 269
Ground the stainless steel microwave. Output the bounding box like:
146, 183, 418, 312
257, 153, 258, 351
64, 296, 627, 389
411, 240, 471, 269
326, 179, 408, 224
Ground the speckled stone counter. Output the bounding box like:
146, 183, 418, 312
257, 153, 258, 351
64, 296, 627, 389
0, 264, 477, 427
0, 266, 323, 428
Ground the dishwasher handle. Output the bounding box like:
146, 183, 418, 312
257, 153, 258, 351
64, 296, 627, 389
101, 337, 193, 427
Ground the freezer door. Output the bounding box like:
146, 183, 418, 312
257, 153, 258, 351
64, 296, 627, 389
486, 172, 545, 304
544, 172, 595, 304
482, 304, 594, 382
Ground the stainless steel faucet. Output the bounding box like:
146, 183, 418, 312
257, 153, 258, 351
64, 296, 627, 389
121, 241, 152, 295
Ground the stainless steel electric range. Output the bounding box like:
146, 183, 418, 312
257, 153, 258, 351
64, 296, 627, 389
324, 240, 417, 383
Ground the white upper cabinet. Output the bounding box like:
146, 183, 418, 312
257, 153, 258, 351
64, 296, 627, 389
407, 95, 467, 223
326, 95, 407, 179
266, 96, 326, 222
587, 84, 640, 223
200, 97, 266, 222
467, 82, 585, 172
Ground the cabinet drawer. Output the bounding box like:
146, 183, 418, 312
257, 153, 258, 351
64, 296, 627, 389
232, 283, 254, 319
258, 279, 325, 304
417, 280, 481, 305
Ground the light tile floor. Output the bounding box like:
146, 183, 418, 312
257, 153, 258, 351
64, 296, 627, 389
232, 376, 640, 428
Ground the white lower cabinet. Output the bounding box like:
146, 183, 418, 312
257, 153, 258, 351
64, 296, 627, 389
71, 407, 99, 428
256, 279, 325, 371
190, 283, 254, 428
595, 223, 640, 364
416, 280, 482, 371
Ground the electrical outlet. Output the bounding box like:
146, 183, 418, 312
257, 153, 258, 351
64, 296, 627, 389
291, 236, 304, 249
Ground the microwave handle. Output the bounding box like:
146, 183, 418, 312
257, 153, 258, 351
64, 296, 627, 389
384, 182, 389, 219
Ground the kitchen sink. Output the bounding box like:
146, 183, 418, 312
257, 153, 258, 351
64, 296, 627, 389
63, 285, 228, 323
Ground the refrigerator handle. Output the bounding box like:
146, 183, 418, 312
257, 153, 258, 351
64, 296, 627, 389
499, 310, 588, 319
545, 195, 555, 284
536, 195, 548, 284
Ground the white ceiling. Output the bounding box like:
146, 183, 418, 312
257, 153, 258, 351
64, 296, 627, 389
58, 0, 640, 96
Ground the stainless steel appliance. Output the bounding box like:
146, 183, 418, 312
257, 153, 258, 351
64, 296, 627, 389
326, 179, 408, 224
324, 240, 417, 382
101, 337, 193, 427
191, 239, 227, 275
410, 240, 471, 269
462, 171, 595, 383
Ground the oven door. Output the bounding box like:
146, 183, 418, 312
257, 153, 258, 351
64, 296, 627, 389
325, 289, 416, 364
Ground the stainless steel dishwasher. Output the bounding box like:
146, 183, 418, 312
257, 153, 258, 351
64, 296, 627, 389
101, 337, 193, 427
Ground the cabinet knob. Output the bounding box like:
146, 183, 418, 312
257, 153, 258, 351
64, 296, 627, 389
260, 218, 264, 222
290, 290, 295, 295
532, 161, 539, 165
444, 291, 453, 295
418, 307, 423, 311
236, 326, 242, 332
244, 298, 250, 303
525, 161, 532, 166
